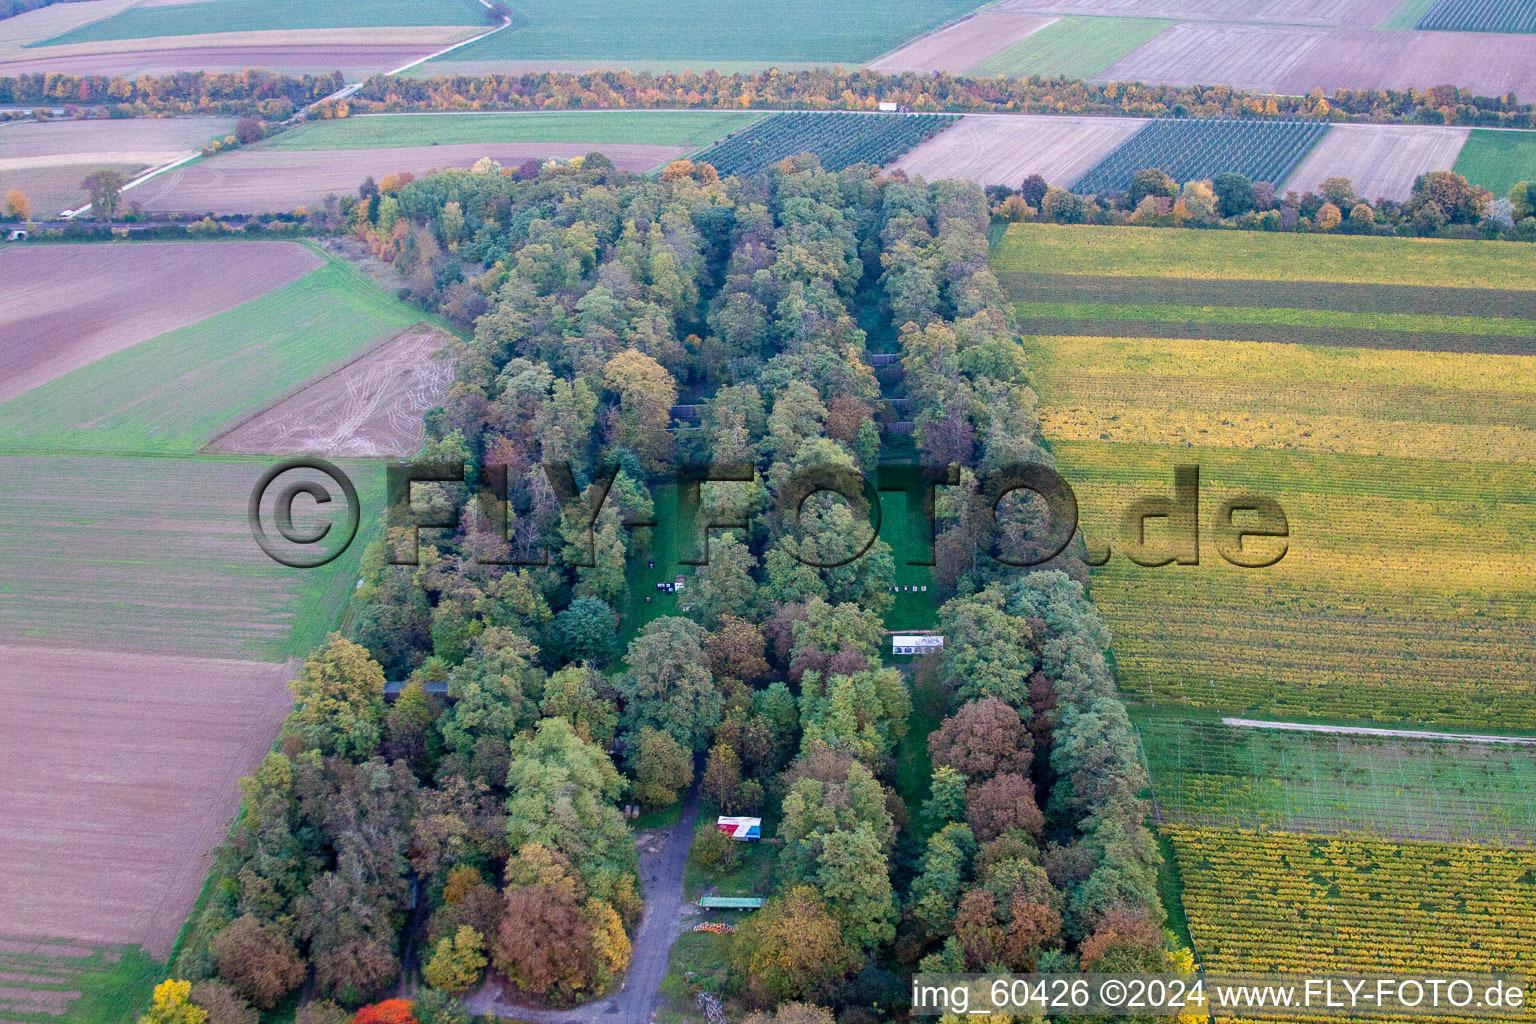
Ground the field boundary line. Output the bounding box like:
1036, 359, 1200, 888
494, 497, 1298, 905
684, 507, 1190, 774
1222, 718, 1536, 745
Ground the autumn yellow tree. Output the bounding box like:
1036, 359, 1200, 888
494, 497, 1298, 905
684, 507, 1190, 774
602, 348, 677, 473
4, 188, 29, 221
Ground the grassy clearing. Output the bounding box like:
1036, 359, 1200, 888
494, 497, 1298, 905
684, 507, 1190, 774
1055, 439, 1536, 728
1140, 716, 1536, 843
0, 941, 163, 1024
0, 261, 423, 455
428, 0, 981, 65
260, 111, 763, 152
993, 222, 1536, 289
0, 455, 384, 660
1452, 128, 1536, 197
966, 17, 1172, 79
36, 0, 482, 46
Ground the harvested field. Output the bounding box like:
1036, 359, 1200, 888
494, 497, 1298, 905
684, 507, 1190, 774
0, 41, 446, 79
1098, 23, 1536, 97
0, 260, 423, 453
1284, 123, 1470, 200
37, 0, 482, 45
0, 241, 321, 404
867, 12, 1057, 74
0, 0, 140, 52
0, 160, 147, 218
993, 0, 1401, 25
0, 116, 233, 160
0, 456, 383, 659
207, 323, 456, 457
0, 646, 292, 958
136, 141, 691, 213
887, 113, 1145, 188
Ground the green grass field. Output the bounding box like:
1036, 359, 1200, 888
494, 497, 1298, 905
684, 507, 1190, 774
966, 17, 1172, 79
35, 0, 482, 46
1138, 713, 1536, 843
0, 941, 163, 1024
1452, 129, 1536, 198
427, 0, 981, 66
993, 223, 1536, 289
1377, 0, 1440, 28
260, 111, 762, 152
0, 260, 423, 455
0, 455, 384, 660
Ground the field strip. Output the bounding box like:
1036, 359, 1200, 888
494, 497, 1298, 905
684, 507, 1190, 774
15, 25, 478, 58
0, 150, 194, 172
1223, 718, 1536, 745
867, 11, 1058, 74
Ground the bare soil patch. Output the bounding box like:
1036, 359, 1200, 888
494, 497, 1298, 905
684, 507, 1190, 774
207, 323, 456, 457
0, 42, 441, 79
888, 113, 1145, 188
1099, 23, 1536, 97
1285, 123, 1470, 201
869, 12, 1058, 73
995, 0, 1399, 26
0, 645, 293, 958
136, 142, 692, 214
0, 241, 321, 403
0, 116, 234, 159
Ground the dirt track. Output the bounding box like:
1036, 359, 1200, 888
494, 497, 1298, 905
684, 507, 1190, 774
207, 324, 456, 457
135, 142, 693, 214
0, 242, 321, 403
868, 12, 1058, 74
1285, 123, 1470, 201
889, 113, 1145, 188
995, 0, 1399, 26
1098, 23, 1536, 98
0, 646, 293, 958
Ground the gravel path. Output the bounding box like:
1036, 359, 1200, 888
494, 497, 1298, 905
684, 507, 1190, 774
464, 784, 702, 1023
1222, 718, 1536, 745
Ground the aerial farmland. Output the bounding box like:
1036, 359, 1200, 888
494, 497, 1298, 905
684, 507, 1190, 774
1, 1, 1535, 1023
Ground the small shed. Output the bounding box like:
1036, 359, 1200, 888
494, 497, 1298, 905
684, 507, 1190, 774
716, 816, 761, 841
892, 635, 944, 656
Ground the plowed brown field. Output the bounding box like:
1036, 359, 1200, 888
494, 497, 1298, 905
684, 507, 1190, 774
0, 241, 322, 403
868, 12, 1058, 73
135, 142, 692, 213
1285, 123, 1470, 201
0, 646, 293, 957
1099, 23, 1536, 97
888, 113, 1145, 188
207, 323, 456, 457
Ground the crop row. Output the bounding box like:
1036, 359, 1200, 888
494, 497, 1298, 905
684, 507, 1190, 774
1053, 440, 1536, 729
1418, 0, 1536, 33
992, 223, 1536, 290
1140, 719, 1536, 844
1072, 118, 1329, 196
1167, 827, 1536, 977
691, 111, 958, 177
1000, 273, 1536, 320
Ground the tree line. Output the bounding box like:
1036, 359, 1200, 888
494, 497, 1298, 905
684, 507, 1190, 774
6, 65, 1536, 128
